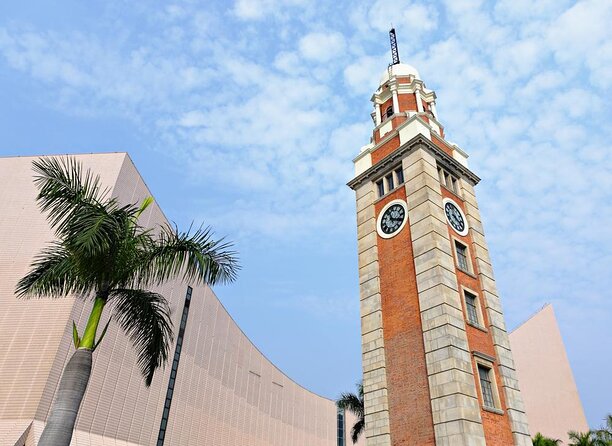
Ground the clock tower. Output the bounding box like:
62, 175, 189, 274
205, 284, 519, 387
348, 42, 531, 446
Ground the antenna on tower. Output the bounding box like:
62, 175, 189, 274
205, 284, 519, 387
389, 28, 400, 65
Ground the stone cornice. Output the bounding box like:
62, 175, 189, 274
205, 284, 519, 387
348, 134, 480, 190
473, 350, 497, 363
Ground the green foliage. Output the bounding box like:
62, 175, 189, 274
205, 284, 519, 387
17, 157, 239, 385
93, 319, 111, 352
337, 382, 364, 444
594, 414, 612, 446
567, 430, 604, 446
532, 432, 561, 446
72, 321, 80, 348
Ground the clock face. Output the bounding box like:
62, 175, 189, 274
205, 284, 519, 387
377, 200, 408, 238
443, 198, 469, 236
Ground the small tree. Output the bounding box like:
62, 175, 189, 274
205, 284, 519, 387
594, 414, 612, 445
337, 382, 365, 444
568, 430, 600, 446
532, 432, 561, 446
17, 157, 239, 446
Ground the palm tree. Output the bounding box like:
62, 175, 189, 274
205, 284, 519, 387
337, 382, 365, 444
568, 430, 600, 446
16, 157, 239, 446
532, 432, 561, 446
594, 414, 612, 445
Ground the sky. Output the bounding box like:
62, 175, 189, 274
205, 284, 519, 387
0, 0, 610, 429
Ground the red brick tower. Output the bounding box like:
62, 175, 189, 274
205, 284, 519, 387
348, 59, 531, 446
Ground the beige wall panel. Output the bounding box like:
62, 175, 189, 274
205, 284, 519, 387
0, 154, 126, 424
509, 304, 589, 444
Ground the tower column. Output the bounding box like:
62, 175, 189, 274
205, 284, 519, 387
391, 89, 400, 114
356, 181, 392, 446
430, 101, 438, 119
403, 148, 486, 446
415, 88, 424, 113
375, 104, 382, 126
460, 179, 532, 446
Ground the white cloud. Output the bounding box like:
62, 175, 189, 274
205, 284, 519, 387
298, 32, 346, 62
343, 54, 386, 95
367, 0, 438, 34
547, 0, 612, 87
178, 110, 207, 127
233, 0, 311, 20
494, 0, 572, 21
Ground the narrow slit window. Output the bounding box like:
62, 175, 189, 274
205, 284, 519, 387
395, 167, 404, 185
478, 365, 496, 408
455, 241, 470, 272
157, 286, 192, 446
376, 179, 385, 197
465, 291, 479, 325
445, 172, 453, 190
386, 174, 394, 191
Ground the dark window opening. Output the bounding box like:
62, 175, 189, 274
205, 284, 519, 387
376, 179, 385, 198
386, 173, 394, 192
455, 241, 470, 272
478, 365, 496, 408
437, 166, 460, 194
395, 167, 404, 185
465, 291, 479, 325
337, 408, 345, 446
385, 106, 393, 119
156, 286, 192, 445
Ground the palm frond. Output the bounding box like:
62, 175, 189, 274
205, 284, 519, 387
15, 241, 90, 298
62, 200, 133, 257
32, 157, 109, 235
337, 392, 364, 418
568, 430, 597, 446
351, 418, 365, 444
110, 288, 173, 386
137, 224, 239, 287
532, 433, 562, 446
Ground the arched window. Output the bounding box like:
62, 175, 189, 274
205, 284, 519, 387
385, 106, 394, 119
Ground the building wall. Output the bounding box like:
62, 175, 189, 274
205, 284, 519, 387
0, 153, 337, 446
509, 304, 589, 444
0, 154, 127, 444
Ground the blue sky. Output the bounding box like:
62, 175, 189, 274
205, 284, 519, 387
0, 0, 610, 429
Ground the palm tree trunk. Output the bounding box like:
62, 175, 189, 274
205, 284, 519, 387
38, 348, 92, 446
38, 294, 106, 446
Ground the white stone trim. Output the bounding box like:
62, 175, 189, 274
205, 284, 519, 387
378, 119, 393, 140
376, 199, 408, 239
430, 101, 438, 119
473, 355, 504, 413
460, 285, 487, 332
443, 197, 469, 236
415, 89, 424, 113
451, 236, 474, 275
392, 90, 399, 114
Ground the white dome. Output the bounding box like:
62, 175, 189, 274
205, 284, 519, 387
379, 63, 420, 85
